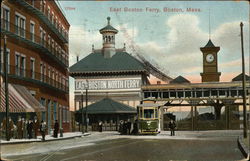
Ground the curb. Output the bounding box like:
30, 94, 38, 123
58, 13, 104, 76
0, 133, 91, 145
237, 136, 249, 159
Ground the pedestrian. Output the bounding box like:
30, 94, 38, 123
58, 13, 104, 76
53, 120, 59, 138
168, 120, 176, 136
17, 116, 23, 139
98, 121, 103, 132
118, 120, 123, 134
22, 118, 28, 139
33, 116, 40, 139
123, 120, 128, 135
131, 119, 138, 135
40, 120, 46, 141
27, 119, 33, 139
127, 119, 131, 135
8, 118, 14, 139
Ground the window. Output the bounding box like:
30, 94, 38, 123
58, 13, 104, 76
52, 69, 54, 86
31, 0, 35, 6
40, 62, 43, 81
48, 35, 51, 51
20, 55, 26, 77
15, 53, 20, 76
2, 6, 10, 31
55, 72, 58, 87
47, 7, 50, 20
30, 58, 35, 79
15, 13, 26, 38
0, 48, 10, 73
52, 12, 54, 25
43, 64, 46, 82
144, 109, 154, 119
30, 22, 35, 42
48, 67, 50, 84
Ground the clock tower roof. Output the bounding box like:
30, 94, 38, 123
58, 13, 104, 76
204, 39, 215, 48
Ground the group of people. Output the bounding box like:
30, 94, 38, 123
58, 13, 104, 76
0, 116, 41, 140
0, 116, 60, 141
118, 119, 138, 135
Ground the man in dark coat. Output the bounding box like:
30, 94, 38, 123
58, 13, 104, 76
168, 120, 176, 136
27, 120, 33, 139
17, 116, 23, 139
127, 119, 132, 135
40, 120, 46, 141
98, 121, 103, 132
33, 117, 40, 139
53, 120, 59, 138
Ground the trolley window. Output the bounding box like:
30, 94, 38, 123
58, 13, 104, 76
144, 109, 154, 118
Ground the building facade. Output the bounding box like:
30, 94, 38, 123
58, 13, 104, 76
0, 0, 70, 132
70, 17, 148, 123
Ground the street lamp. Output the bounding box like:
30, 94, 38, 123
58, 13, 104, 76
81, 91, 84, 134
85, 87, 88, 133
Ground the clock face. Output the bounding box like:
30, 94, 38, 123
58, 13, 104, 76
206, 54, 214, 63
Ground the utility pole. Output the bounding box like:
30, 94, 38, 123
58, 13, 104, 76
240, 22, 247, 138
4, 35, 9, 141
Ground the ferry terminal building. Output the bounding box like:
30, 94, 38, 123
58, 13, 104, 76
70, 17, 249, 131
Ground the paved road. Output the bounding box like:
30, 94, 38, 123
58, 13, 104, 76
3, 131, 245, 161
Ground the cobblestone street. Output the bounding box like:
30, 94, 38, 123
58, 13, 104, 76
1, 130, 245, 161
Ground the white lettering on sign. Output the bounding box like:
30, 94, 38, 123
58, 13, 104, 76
75, 79, 141, 90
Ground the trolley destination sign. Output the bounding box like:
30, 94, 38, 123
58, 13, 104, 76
75, 79, 141, 90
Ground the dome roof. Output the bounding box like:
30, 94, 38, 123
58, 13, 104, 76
99, 17, 118, 34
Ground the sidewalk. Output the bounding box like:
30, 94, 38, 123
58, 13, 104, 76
0, 132, 90, 144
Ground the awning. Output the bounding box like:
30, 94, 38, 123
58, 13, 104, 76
0, 82, 45, 113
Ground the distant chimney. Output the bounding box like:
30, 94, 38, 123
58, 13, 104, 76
92, 44, 94, 52
76, 56, 79, 62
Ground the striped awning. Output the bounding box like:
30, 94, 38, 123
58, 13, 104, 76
0, 82, 45, 113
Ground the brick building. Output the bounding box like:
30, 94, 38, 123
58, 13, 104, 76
0, 0, 70, 132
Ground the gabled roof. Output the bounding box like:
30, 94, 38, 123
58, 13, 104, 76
76, 98, 137, 114
232, 73, 250, 81
170, 75, 190, 84
69, 51, 146, 74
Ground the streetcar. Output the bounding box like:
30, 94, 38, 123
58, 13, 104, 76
137, 98, 161, 134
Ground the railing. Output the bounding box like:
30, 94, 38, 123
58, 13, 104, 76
0, 64, 69, 93
9, 0, 69, 43
1, 19, 68, 67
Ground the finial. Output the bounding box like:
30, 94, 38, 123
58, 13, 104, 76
107, 17, 111, 25
123, 43, 126, 51
240, 22, 243, 27
92, 44, 94, 52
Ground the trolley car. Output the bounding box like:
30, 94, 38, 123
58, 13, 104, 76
137, 99, 161, 134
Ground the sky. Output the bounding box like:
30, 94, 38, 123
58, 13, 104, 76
57, 1, 249, 109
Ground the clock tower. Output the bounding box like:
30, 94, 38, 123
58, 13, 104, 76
200, 39, 221, 82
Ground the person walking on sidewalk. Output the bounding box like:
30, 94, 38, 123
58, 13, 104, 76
168, 120, 176, 136
27, 120, 33, 139
33, 116, 40, 139
40, 120, 46, 141
53, 120, 59, 138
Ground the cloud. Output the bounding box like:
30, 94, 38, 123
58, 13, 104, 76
68, 25, 101, 66
213, 21, 249, 62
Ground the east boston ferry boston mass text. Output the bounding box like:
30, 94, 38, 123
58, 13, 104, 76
110, 7, 201, 13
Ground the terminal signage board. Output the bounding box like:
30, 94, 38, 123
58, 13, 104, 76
75, 78, 141, 91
